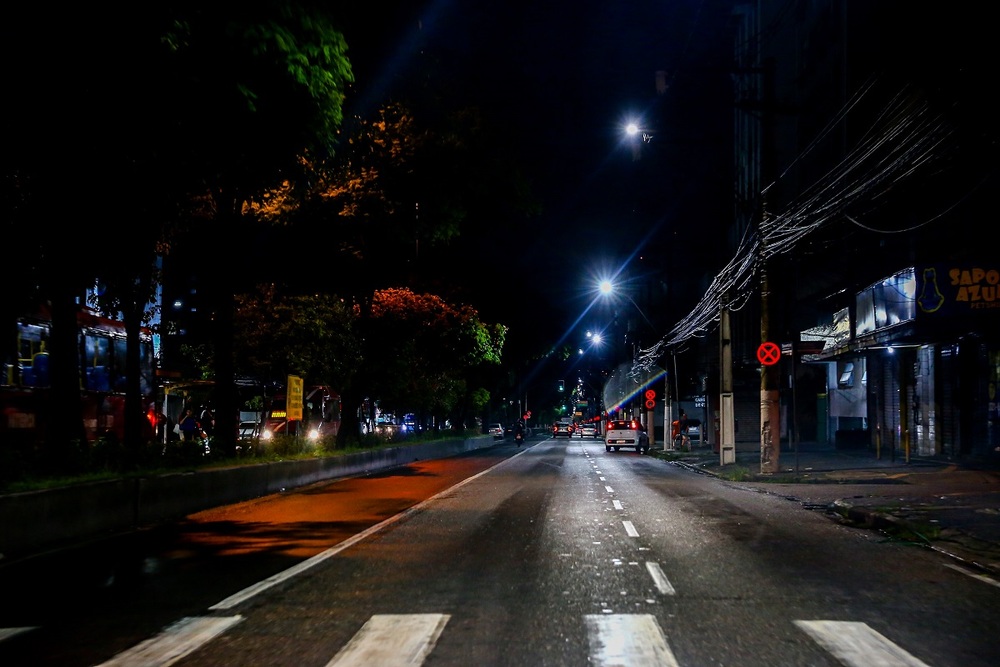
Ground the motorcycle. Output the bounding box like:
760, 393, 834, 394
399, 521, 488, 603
514, 430, 524, 446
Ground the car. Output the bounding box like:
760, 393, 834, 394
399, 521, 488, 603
552, 421, 575, 437
238, 420, 259, 440
375, 421, 398, 437
604, 419, 650, 453
577, 423, 601, 439
487, 422, 505, 439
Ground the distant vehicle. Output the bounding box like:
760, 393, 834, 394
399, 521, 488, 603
375, 421, 398, 437
239, 421, 259, 440
577, 423, 601, 439
261, 385, 341, 442
604, 419, 649, 454
552, 421, 575, 437
487, 422, 504, 439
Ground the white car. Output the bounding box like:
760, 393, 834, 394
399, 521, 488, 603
604, 419, 649, 454
487, 422, 504, 439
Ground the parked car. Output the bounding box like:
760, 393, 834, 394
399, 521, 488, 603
604, 419, 649, 453
487, 422, 505, 439
238, 421, 259, 441
552, 421, 575, 437
577, 423, 601, 439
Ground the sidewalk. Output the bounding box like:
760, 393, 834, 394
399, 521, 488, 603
656, 441, 1000, 577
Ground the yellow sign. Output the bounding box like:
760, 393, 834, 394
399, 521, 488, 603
287, 375, 304, 421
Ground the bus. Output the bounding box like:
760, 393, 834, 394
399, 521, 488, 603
260, 384, 341, 442
1, 305, 156, 448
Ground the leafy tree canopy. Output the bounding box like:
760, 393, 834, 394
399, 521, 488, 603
363, 288, 505, 421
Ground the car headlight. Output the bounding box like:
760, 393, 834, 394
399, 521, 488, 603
308, 427, 320, 441
260, 430, 273, 442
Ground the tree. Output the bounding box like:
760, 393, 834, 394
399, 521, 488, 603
365, 288, 505, 431
234, 284, 359, 393
149, 2, 355, 455
3, 2, 355, 462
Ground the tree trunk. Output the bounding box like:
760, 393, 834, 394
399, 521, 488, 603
46, 287, 88, 473
123, 298, 147, 469
210, 196, 240, 457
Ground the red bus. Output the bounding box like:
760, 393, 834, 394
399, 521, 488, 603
1, 305, 156, 448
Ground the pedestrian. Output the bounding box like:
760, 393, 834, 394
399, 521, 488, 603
676, 410, 691, 449
179, 409, 201, 442
199, 405, 215, 438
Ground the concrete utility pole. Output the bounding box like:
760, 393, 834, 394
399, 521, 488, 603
758, 57, 780, 474
719, 302, 735, 465
759, 232, 780, 474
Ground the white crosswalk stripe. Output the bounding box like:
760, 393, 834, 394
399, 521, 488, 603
94, 615, 243, 667
325, 614, 450, 667
0, 627, 35, 642
795, 620, 933, 667
584, 614, 681, 667
3, 615, 938, 666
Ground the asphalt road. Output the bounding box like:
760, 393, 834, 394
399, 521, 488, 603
1, 436, 998, 666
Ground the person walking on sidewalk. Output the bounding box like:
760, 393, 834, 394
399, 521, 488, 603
179, 409, 201, 442
675, 410, 691, 449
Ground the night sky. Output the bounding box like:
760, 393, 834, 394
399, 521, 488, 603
335, 1, 738, 355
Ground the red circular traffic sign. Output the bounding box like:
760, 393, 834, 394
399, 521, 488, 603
757, 341, 781, 366
645, 399, 656, 409
644, 389, 656, 400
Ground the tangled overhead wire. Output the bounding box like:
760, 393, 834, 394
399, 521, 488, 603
630, 81, 958, 378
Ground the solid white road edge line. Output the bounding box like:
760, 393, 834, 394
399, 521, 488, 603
210, 452, 519, 610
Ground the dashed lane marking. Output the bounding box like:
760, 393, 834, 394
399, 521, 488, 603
645, 562, 676, 595
795, 620, 933, 667
623, 520, 639, 537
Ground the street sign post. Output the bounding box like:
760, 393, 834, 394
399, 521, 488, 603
756, 341, 781, 366
287, 375, 304, 422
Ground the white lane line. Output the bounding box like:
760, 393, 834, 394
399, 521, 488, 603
794, 620, 933, 667
613, 500, 624, 510
645, 562, 676, 595
943, 563, 1000, 588
211, 455, 513, 610
326, 614, 450, 667
604, 485, 614, 493
96, 615, 243, 667
0, 627, 35, 643
584, 614, 680, 667
623, 520, 639, 537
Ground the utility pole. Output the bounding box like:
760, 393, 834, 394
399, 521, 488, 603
759, 227, 780, 473
759, 57, 780, 474
719, 297, 735, 465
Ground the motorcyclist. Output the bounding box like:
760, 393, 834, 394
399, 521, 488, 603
514, 419, 525, 446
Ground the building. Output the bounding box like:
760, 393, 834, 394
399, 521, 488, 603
718, 2, 999, 460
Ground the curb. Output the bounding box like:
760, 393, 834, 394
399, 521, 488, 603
670, 457, 1000, 579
